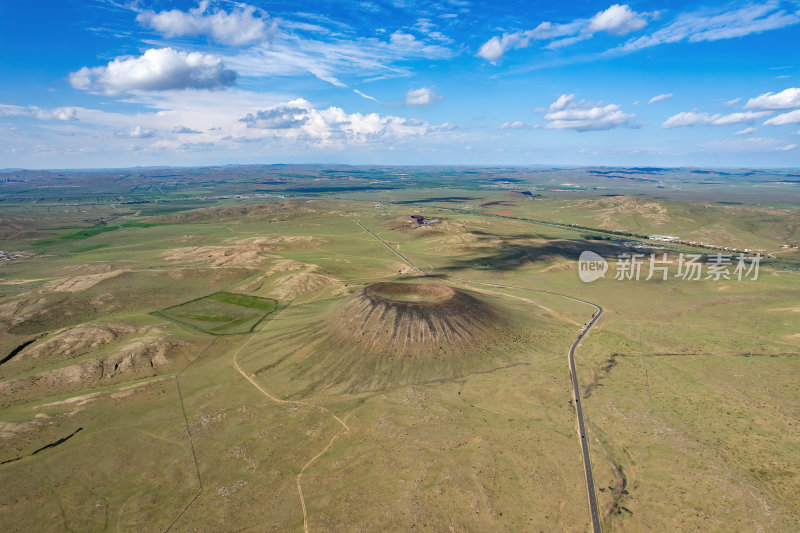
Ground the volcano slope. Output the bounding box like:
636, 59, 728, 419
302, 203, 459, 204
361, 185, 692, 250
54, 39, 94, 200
234, 279, 559, 399
335, 281, 500, 355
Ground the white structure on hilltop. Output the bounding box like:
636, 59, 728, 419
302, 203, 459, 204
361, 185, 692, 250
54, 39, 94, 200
648, 235, 679, 242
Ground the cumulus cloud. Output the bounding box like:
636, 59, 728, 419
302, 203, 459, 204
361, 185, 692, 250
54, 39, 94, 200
476, 22, 579, 61
662, 110, 771, 128
172, 125, 202, 134
2, 88, 461, 164
612, 2, 800, 54
648, 93, 673, 104
237, 98, 452, 144
136, 1, 273, 46
405, 87, 441, 106
35, 107, 79, 121
0, 104, 78, 121
735, 126, 756, 135
240, 105, 310, 129
763, 109, 800, 125
69, 48, 237, 95
587, 4, 648, 35
477, 4, 649, 61
475, 35, 517, 62
116, 126, 156, 138
539, 94, 637, 131
745, 87, 800, 110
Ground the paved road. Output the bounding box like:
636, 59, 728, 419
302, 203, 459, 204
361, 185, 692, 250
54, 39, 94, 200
569, 304, 604, 533
354, 218, 603, 533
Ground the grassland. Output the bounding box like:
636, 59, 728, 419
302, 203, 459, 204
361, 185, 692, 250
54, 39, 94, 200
0, 165, 798, 531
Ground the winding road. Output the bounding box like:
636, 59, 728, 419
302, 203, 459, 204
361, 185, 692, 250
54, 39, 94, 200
354, 218, 604, 533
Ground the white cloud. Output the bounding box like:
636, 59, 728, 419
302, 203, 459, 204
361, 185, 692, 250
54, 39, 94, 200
16, 89, 456, 160
734, 126, 756, 135
477, 4, 649, 61
172, 125, 202, 134
413, 18, 453, 44
34, 107, 79, 121
387, 32, 453, 59
497, 121, 527, 130
613, 2, 800, 54
587, 4, 648, 35
405, 87, 441, 106
724, 97, 741, 106
0, 105, 29, 118
116, 126, 156, 138
69, 48, 237, 95
763, 109, 800, 125
0, 104, 78, 121
476, 35, 514, 62
227, 29, 451, 88
353, 89, 378, 102
240, 104, 310, 129
662, 110, 771, 128
476, 28, 555, 61
360, 2, 381, 13
648, 93, 673, 104
540, 94, 637, 131
712, 111, 773, 125
745, 87, 800, 110
545, 33, 594, 50
136, 1, 273, 47
702, 136, 798, 152
236, 98, 451, 144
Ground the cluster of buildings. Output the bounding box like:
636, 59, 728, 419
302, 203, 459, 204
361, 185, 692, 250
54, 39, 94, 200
193, 193, 286, 201
645, 234, 765, 255
623, 241, 651, 249
647, 234, 679, 242
0, 250, 31, 262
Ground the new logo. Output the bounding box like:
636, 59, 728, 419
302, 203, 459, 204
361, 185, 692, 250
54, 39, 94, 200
578, 251, 607, 283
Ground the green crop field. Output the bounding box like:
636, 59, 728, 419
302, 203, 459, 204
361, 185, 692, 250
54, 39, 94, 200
155, 292, 279, 335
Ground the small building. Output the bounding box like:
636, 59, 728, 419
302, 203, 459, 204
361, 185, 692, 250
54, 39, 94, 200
648, 235, 679, 242
410, 215, 439, 226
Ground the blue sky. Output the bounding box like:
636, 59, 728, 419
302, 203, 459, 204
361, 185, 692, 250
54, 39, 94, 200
1, 0, 799, 168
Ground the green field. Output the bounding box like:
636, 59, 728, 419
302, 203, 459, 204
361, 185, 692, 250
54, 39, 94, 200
0, 166, 798, 532
155, 292, 278, 334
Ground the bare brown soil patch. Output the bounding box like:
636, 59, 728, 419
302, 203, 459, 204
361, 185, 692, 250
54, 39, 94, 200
41, 270, 127, 293
0, 336, 189, 407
